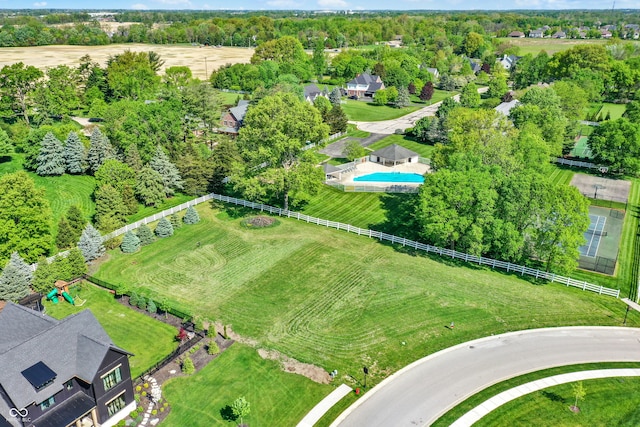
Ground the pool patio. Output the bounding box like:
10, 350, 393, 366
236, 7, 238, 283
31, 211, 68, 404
325, 159, 430, 192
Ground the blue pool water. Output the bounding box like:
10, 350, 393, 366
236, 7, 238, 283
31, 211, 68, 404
354, 172, 424, 183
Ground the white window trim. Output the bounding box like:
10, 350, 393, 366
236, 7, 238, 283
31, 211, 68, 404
100, 364, 122, 379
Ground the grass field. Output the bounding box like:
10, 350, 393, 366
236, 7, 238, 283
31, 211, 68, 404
0, 44, 254, 80
494, 38, 611, 55
94, 203, 640, 391
410, 89, 457, 105
476, 376, 640, 426
216, 90, 246, 106
547, 165, 575, 186
342, 100, 422, 121
366, 134, 435, 158
162, 344, 330, 427
433, 362, 640, 426
43, 282, 178, 378
586, 102, 628, 121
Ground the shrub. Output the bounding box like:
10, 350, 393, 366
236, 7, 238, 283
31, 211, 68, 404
141, 391, 147, 397
163, 402, 169, 408
120, 231, 140, 253
208, 341, 220, 355
183, 206, 200, 224
134, 394, 141, 402
129, 291, 139, 306
116, 420, 126, 427
137, 296, 147, 310
160, 407, 165, 413
135, 385, 142, 392
144, 382, 149, 388
151, 410, 157, 416
207, 327, 216, 338
182, 357, 195, 374
155, 217, 174, 238
189, 347, 196, 355
147, 299, 157, 314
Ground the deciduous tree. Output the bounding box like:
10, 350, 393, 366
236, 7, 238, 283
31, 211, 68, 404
0, 62, 43, 125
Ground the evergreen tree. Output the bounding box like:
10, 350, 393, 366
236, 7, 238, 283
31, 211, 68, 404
87, 128, 114, 174
63, 131, 85, 174
122, 184, 138, 215
124, 144, 143, 172
78, 223, 104, 262
56, 216, 76, 249
136, 167, 165, 206
155, 217, 174, 238
129, 291, 139, 306
395, 87, 411, 108
136, 224, 155, 246
147, 299, 157, 314
149, 146, 184, 196
10, 252, 33, 284
419, 81, 434, 101
0, 260, 31, 302
137, 296, 147, 310
66, 248, 87, 278
66, 205, 86, 243
183, 206, 200, 224
31, 257, 54, 294
36, 132, 65, 176
329, 87, 342, 107
326, 106, 348, 134
170, 213, 182, 229
0, 127, 13, 155
120, 231, 140, 253
94, 184, 127, 232
51, 255, 72, 281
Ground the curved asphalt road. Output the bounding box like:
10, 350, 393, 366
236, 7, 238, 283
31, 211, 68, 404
331, 327, 640, 427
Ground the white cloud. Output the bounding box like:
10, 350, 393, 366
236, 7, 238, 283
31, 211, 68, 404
154, 0, 192, 4
318, 0, 348, 7
267, 0, 300, 6
131, 3, 149, 9
33, 1, 47, 6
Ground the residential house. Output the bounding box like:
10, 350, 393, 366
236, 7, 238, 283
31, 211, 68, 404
624, 24, 640, 39
219, 100, 250, 135
499, 54, 519, 70
467, 58, 482, 74
303, 84, 329, 104
600, 29, 612, 38
346, 73, 385, 98
0, 302, 135, 427
425, 67, 440, 79
494, 99, 521, 116
552, 31, 566, 39
507, 31, 525, 38
529, 29, 544, 38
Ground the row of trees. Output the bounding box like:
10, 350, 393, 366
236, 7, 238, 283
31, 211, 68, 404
120, 206, 200, 253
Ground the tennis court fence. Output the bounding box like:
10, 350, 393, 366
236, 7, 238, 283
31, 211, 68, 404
102, 192, 620, 299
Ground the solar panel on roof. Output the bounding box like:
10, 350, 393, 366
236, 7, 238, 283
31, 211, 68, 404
21, 361, 56, 390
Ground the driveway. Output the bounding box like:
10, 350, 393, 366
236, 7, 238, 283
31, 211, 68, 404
331, 327, 640, 427
350, 87, 488, 135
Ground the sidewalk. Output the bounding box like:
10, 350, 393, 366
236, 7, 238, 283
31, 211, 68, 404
297, 384, 352, 427
450, 368, 640, 427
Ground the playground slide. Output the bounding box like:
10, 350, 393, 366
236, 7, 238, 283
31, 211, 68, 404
61, 291, 74, 305
46, 289, 59, 304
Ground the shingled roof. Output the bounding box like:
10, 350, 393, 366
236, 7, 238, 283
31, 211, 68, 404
370, 144, 418, 161
0, 303, 129, 419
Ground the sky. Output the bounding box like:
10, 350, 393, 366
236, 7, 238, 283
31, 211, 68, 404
6, 0, 640, 12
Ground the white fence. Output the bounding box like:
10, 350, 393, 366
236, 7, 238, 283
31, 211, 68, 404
555, 158, 599, 169
107, 192, 620, 299
325, 182, 420, 193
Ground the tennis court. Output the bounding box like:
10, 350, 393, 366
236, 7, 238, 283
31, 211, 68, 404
569, 136, 593, 159
579, 214, 606, 257
578, 206, 625, 275
570, 174, 631, 204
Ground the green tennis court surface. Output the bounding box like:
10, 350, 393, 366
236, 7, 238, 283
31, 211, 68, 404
578, 206, 624, 275
570, 136, 593, 159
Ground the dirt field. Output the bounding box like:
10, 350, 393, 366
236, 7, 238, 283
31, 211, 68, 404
0, 43, 254, 79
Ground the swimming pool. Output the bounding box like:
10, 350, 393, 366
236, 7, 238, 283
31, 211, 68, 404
354, 172, 425, 183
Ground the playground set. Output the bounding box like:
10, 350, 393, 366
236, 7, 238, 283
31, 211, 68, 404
46, 278, 84, 305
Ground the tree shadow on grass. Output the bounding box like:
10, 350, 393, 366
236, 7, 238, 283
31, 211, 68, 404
541, 390, 566, 404
220, 405, 237, 422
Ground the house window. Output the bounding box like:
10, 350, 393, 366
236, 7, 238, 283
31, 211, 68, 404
102, 366, 122, 391
40, 396, 55, 411
64, 380, 73, 390
223, 120, 228, 126
106, 392, 126, 417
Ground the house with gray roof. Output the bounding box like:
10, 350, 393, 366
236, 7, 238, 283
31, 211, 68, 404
529, 29, 544, 38
494, 99, 521, 116
303, 84, 329, 104
0, 302, 135, 427
499, 54, 520, 70
369, 144, 419, 166
346, 73, 385, 98
219, 99, 250, 135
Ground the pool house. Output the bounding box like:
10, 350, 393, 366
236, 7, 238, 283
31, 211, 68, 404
369, 144, 419, 166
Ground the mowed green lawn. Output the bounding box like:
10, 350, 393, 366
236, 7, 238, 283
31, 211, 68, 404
342, 99, 422, 121
410, 88, 457, 105
94, 204, 639, 390
366, 134, 435, 158
163, 344, 330, 427
44, 282, 178, 378
494, 38, 610, 55
476, 377, 640, 426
